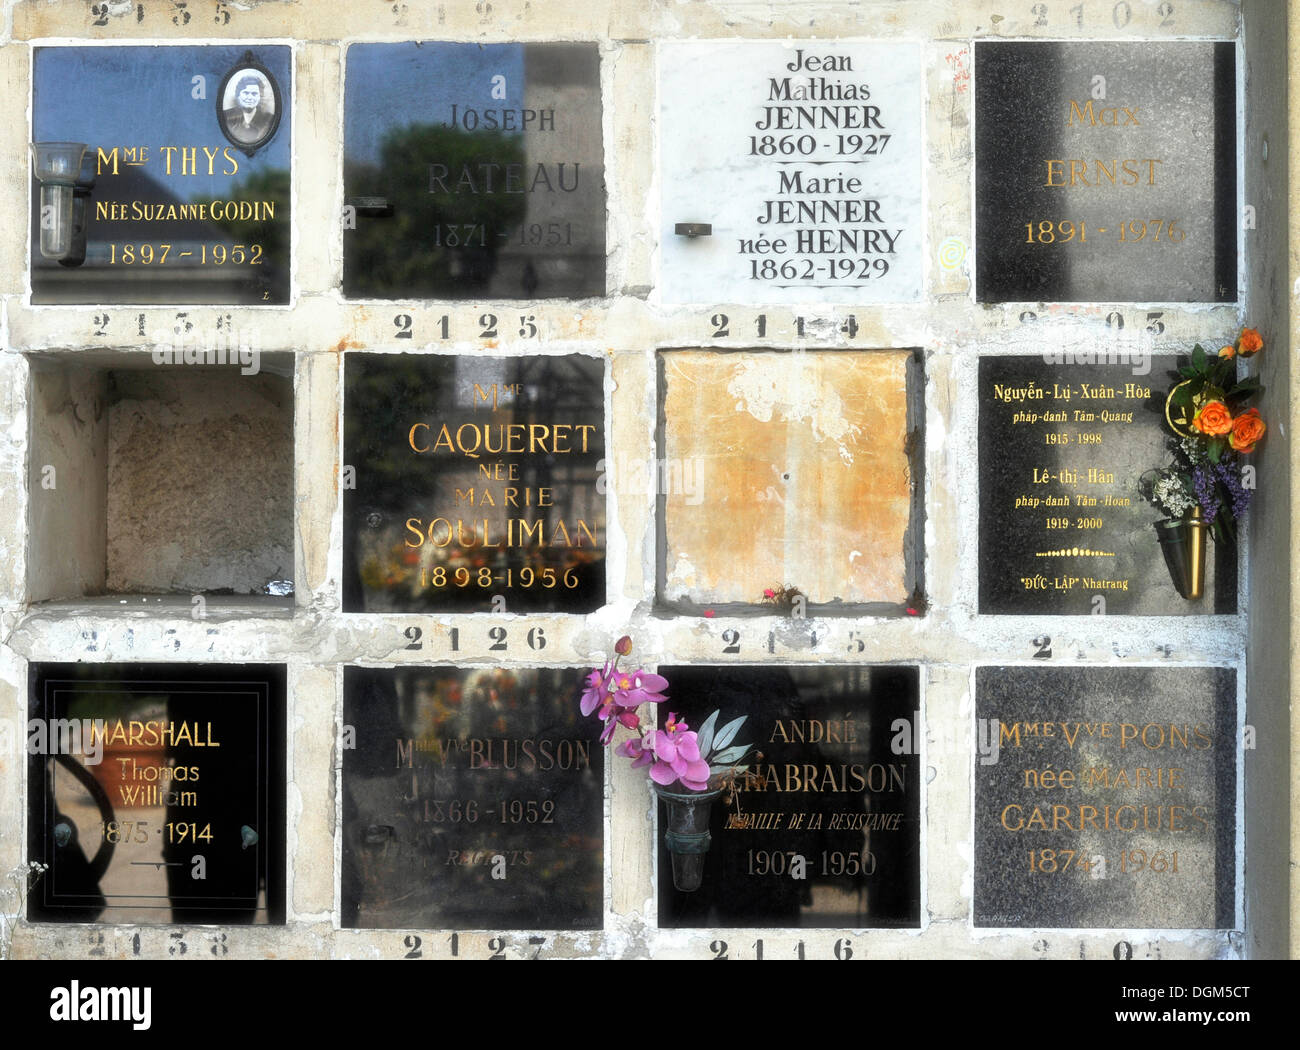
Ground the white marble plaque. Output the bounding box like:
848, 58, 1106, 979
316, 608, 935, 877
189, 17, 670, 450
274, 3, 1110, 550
659, 41, 923, 305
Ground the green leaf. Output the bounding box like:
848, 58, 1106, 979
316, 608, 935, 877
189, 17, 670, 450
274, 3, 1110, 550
1178, 366, 1197, 379
710, 743, 751, 766
694, 710, 720, 758
712, 715, 748, 752
1192, 344, 1207, 371
1220, 508, 1237, 546
1208, 439, 1223, 464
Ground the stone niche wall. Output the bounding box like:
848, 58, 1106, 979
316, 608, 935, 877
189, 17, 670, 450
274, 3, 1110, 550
0, 0, 1292, 962
24, 358, 294, 603
104, 369, 293, 595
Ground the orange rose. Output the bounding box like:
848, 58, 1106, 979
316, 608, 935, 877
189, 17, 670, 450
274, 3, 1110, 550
1218, 344, 1235, 359
1237, 327, 1263, 357
1192, 399, 1233, 436
1229, 407, 1266, 453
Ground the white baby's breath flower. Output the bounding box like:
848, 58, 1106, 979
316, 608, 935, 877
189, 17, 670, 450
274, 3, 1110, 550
1153, 476, 1194, 517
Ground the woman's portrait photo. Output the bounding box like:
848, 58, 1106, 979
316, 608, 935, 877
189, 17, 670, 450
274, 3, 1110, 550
217, 56, 282, 154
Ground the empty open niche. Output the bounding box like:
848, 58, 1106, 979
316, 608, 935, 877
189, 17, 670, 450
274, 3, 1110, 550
27, 352, 295, 612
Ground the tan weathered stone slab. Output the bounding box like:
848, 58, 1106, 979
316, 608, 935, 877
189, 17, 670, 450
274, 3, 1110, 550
662, 349, 912, 605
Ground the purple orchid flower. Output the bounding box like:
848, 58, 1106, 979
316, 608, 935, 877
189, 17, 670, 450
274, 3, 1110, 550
644, 713, 711, 791
615, 737, 654, 769
608, 669, 670, 708
579, 662, 613, 717
597, 702, 642, 746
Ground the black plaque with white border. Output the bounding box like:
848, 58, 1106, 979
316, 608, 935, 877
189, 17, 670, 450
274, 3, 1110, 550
27, 663, 285, 924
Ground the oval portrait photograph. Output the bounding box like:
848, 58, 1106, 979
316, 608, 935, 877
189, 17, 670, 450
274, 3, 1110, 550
217, 52, 282, 155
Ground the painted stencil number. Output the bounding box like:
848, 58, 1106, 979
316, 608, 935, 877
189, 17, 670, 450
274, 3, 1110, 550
488, 936, 507, 960
489, 627, 508, 651
88, 2, 142, 23
1032, 635, 1053, 659
711, 313, 730, 338
480, 313, 499, 338
404, 626, 423, 650
1069, 3, 1083, 28
1158, 2, 1174, 27
721, 629, 741, 654
710, 939, 729, 960
393, 313, 413, 339
403, 934, 422, 959
1031, 3, 1047, 26
1112, 1, 1131, 29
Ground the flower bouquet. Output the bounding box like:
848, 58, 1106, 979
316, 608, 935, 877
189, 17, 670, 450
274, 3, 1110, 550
1141, 327, 1265, 598
579, 636, 754, 891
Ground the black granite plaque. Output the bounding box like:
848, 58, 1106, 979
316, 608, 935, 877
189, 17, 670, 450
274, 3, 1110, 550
31, 46, 291, 305
979, 355, 1235, 614
27, 663, 286, 924
343, 353, 606, 613
343, 43, 605, 299
974, 666, 1236, 930
656, 665, 920, 929
341, 666, 603, 930
975, 42, 1235, 303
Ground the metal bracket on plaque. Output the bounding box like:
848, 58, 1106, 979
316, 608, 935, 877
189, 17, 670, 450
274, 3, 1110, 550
349, 196, 393, 218
674, 222, 712, 238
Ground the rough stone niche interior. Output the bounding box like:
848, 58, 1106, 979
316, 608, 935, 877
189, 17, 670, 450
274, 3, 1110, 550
26, 354, 294, 611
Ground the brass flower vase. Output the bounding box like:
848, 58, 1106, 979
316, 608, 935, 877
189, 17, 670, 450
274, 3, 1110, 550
655, 784, 722, 892
1154, 505, 1210, 600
